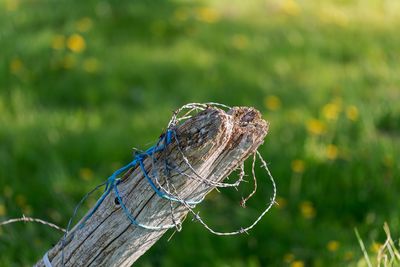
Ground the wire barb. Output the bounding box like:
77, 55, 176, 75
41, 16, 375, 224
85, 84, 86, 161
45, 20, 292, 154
65, 102, 276, 236
0, 216, 66, 233
0, 102, 276, 267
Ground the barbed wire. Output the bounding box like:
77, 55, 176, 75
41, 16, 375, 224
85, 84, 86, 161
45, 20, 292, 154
0, 215, 65, 233
152, 149, 276, 236
0, 102, 277, 266
137, 102, 277, 235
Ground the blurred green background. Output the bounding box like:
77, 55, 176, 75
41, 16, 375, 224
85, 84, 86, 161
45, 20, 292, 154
1, 0, 400, 266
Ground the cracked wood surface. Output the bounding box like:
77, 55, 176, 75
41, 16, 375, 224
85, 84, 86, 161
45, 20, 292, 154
35, 106, 268, 267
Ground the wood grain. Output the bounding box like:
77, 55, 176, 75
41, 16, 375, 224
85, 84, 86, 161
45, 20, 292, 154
35, 106, 268, 267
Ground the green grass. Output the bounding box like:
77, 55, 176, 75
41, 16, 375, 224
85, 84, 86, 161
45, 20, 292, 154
1, 0, 400, 266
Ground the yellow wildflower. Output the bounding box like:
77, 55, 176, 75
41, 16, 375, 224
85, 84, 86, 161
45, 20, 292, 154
79, 168, 94, 181
370, 242, 383, 253
264, 95, 281, 111
291, 159, 305, 174
67, 34, 86, 53
283, 253, 294, 263
232, 34, 249, 50
290, 260, 305, 267
306, 119, 326, 135
327, 240, 340, 252
346, 105, 359, 121
10, 58, 23, 74
75, 17, 93, 32
0, 204, 6, 216
281, 0, 301, 17
196, 7, 219, 23
83, 58, 100, 73
322, 103, 340, 120
52, 35, 65, 50
300, 201, 316, 219
326, 144, 339, 160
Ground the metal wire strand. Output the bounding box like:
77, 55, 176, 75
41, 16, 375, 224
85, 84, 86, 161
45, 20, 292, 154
0, 215, 65, 232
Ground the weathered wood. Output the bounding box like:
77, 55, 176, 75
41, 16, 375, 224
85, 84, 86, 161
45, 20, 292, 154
35, 106, 268, 267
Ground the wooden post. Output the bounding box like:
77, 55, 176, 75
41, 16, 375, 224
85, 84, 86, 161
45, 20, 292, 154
35, 106, 268, 267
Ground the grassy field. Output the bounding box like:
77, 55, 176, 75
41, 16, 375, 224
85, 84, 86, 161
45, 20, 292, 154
1, 0, 400, 266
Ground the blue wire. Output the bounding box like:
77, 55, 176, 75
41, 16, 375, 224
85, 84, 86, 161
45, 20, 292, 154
68, 129, 201, 232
